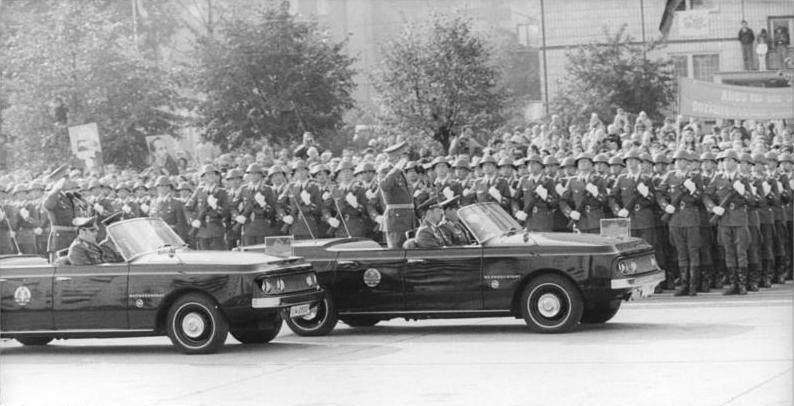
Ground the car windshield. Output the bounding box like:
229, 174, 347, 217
107, 218, 186, 261
457, 202, 522, 243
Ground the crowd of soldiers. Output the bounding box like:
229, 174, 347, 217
0, 119, 792, 296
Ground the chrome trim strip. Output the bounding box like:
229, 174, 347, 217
0, 274, 54, 279
252, 298, 281, 308
1, 328, 154, 334
338, 310, 508, 316
610, 272, 665, 289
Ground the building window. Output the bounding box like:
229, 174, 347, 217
693, 54, 719, 82
672, 55, 688, 78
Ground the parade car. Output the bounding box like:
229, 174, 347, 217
241, 202, 664, 336
0, 217, 323, 354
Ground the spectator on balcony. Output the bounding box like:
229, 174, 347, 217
756, 28, 771, 70
773, 26, 790, 69
738, 20, 756, 70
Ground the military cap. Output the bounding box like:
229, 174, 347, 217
718, 149, 740, 162
623, 150, 641, 162
574, 152, 593, 164
384, 141, 408, 154
593, 153, 609, 164
738, 152, 754, 164
72, 216, 98, 230
542, 156, 560, 166
177, 182, 193, 191
700, 152, 717, 162
154, 175, 174, 188
497, 157, 514, 168
439, 195, 460, 210
609, 155, 625, 166
268, 165, 287, 177
513, 158, 527, 167
452, 156, 471, 170
310, 164, 331, 176
672, 150, 692, 161
479, 155, 498, 167
751, 153, 766, 164
764, 151, 779, 163
561, 156, 576, 168
225, 168, 244, 180
199, 164, 220, 177
639, 152, 653, 163
779, 152, 793, 164
335, 160, 355, 174
416, 197, 441, 217
354, 162, 376, 175
132, 181, 148, 191
246, 163, 265, 174
291, 160, 309, 172
431, 156, 450, 168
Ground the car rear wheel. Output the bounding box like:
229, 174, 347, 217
231, 318, 282, 344
16, 337, 53, 346
284, 294, 337, 336
340, 316, 380, 328
580, 300, 621, 324
520, 274, 583, 333
166, 293, 229, 354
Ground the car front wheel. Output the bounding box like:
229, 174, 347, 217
520, 274, 583, 333
16, 337, 53, 346
284, 294, 337, 336
231, 317, 282, 344
166, 293, 229, 354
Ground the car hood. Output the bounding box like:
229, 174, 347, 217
486, 232, 651, 255
133, 250, 304, 267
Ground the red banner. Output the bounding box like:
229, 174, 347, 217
679, 78, 794, 120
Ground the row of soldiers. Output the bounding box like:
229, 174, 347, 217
1, 145, 792, 296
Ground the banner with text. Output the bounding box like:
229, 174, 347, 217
679, 78, 794, 120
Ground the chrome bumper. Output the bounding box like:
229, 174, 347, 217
251, 288, 324, 309
610, 271, 665, 290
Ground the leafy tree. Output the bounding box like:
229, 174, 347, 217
372, 15, 505, 152
549, 25, 675, 129
192, 3, 356, 150
490, 28, 541, 127
0, 0, 182, 171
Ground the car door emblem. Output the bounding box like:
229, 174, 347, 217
13, 286, 31, 306
135, 298, 145, 308
363, 268, 381, 287
490, 280, 500, 289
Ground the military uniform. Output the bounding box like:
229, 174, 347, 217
608, 170, 657, 246
438, 217, 471, 245
149, 177, 189, 243
185, 167, 230, 251
378, 162, 415, 248
414, 218, 449, 248
43, 181, 85, 256
559, 169, 608, 233
279, 178, 322, 240
235, 179, 282, 246
515, 170, 558, 232
67, 238, 105, 265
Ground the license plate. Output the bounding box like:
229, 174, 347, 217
289, 304, 311, 318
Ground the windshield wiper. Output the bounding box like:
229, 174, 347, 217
501, 227, 520, 237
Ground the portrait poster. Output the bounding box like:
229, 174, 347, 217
145, 135, 179, 176
68, 122, 103, 172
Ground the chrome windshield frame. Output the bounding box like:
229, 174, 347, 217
107, 217, 187, 262
457, 202, 521, 244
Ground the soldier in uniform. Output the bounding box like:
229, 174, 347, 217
699, 152, 722, 290
279, 160, 322, 240
438, 196, 471, 245
765, 152, 791, 283
431, 157, 462, 203
657, 151, 703, 296
233, 163, 282, 246
473, 156, 512, 213
453, 157, 476, 206
608, 150, 657, 249
561, 156, 577, 178
43, 172, 86, 259
559, 153, 608, 234
703, 150, 754, 295
739, 153, 762, 291
185, 164, 229, 250
544, 156, 569, 232
0, 185, 19, 255
67, 216, 122, 265
149, 176, 188, 242
11, 184, 41, 254
312, 164, 338, 238
224, 168, 245, 249
514, 154, 557, 232
29, 181, 49, 257
779, 152, 794, 280
609, 155, 625, 179
412, 198, 449, 249
593, 153, 610, 178
114, 182, 140, 220
133, 182, 151, 218
378, 141, 415, 248
750, 153, 776, 288
330, 160, 370, 238
355, 162, 382, 241
405, 161, 431, 211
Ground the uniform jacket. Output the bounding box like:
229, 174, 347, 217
236, 182, 281, 237
414, 220, 449, 248
473, 175, 512, 213
185, 185, 230, 238
150, 194, 188, 240
378, 167, 415, 234
702, 172, 755, 227
656, 170, 703, 228
559, 172, 608, 231
438, 218, 471, 245
608, 172, 657, 230
515, 173, 558, 231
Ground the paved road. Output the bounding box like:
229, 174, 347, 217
1, 283, 791, 406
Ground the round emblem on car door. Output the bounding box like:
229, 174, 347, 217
13, 286, 31, 306
363, 268, 381, 288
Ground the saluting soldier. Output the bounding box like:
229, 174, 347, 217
279, 160, 322, 240
657, 151, 703, 296
514, 154, 557, 232
559, 153, 608, 234
149, 176, 188, 242
473, 156, 512, 213
11, 184, 42, 255
378, 141, 415, 248
608, 150, 657, 247
233, 163, 282, 246
185, 164, 230, 250
43, 168, 88, 259
225, 168, 245, 249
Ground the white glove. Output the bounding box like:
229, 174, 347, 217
515, 210, 528, 221
789, 179, 794, 190
0, 211, 4, 221
777, 180, 784, 193
442, 187, 454, 200
254, 192, 266, 207
365, 189, 377, 200
122, 204, 131, 214
585, 183, 599, 197
636, 182, 649, 198
93, 203, 104, 214
207, 195, 218, 210
762, 182, 772, 196
618, 208, 629, 218
345, 192, 359, 208
300, 190, 311, 206
555, 183, 565, 196
535, 185, 548, 201
463, 188, 472, 197
235, 215, 247, 225
19, 207, 29, 220
750, 185, 758, 196
488, 186, 502, 201
141, 203, 149, 214
569, 210, 581, 221
732, 180, 745, 196
712, 206, 725, 216
34, 227, 43, 236
282, 215, 294, 225
8, 231, 15, 239
327, 217, 340, 228
664, 204, 675, 214
322, 191, 331, 201
413, 189, 422, 198
375, 215, 384, 225
683, 179, 696, 194
191, 219, 201, 228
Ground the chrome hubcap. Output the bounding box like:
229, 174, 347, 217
537, 293, 562, 318
182, 312, 206, 338
301, 305, 319, 321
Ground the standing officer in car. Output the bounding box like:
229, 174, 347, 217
150, 176, 188, 241
378, 141, 415, 248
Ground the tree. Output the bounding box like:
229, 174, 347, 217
192, 3, 356, 150
549, 25, 675, 129
0, 0, 182, 171
490, 28, 541, 127
372, 15, 505, 152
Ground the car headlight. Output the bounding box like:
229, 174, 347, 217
262, 278, 285, 294
305, 274, 317, 287
617, 260, 638, 276
650, 257, 658, 269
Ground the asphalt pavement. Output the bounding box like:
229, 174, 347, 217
1, 282, 791, 406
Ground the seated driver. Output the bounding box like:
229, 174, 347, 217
438, 196, 472, 245
68, 217, 122, 265
414, 199, 450, 248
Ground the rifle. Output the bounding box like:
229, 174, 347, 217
281, 186, 316, 240
331, 188, 351, 238
660, 183, 686, 223
620, 182, 644, 217
188, 188, 209, 239
0, 206, 21, 255
709, 189, 738, 225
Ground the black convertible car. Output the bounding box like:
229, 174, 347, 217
242, 202, 664, 335
0, 218, 323, 354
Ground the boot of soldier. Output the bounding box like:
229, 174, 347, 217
673, 268, 689, 296
664, 269, 676, 290
722, 268, 738, 295
774, 257, 787, 284
737, 267, 748, 295
711, 268, 723, 289
747, 264, 760, 292
699, 266, 711, 293
760, 260, 773, 288
688, 267, 699, 296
